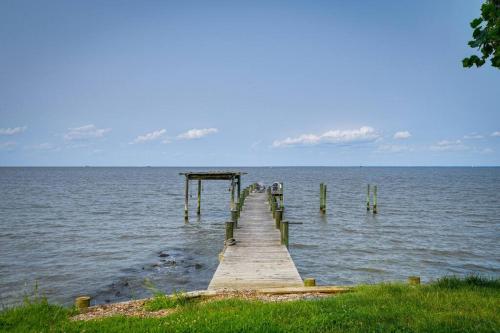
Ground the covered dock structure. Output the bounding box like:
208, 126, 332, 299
179, 171, 246, 220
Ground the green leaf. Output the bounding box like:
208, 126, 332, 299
462, 57, 473, 68
470, 18, 483, 28
473, 27, 483, 38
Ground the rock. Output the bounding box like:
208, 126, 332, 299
165, 260, 176, 266
194, 263, 203, 270
159, 253, 169, 258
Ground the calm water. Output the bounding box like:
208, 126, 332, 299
1, 167, 499, 307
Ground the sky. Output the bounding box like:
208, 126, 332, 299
0, 0, 499, 166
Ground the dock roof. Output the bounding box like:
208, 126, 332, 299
179, 171, 246, 180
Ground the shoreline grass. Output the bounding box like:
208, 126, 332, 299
1, 276, 499, 332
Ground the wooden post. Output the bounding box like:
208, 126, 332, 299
75, 296, 91, 310
275, 209, 283, 229
366, 184, 370, 211
235, 176, 241, 218
236, 175, 241, 206
184, 176, 189, 221
230, 177, 235, 210
373, 185, 378, 214
322, 184, 327, 213
231, 208, 238, 228
304, 278, 316, 287
319, 183, 324, 212
280, 182, 284, 211
197, 179, 201, 215
225, 220, 234, 240
280, 220, 289, 248
272, 196, 277, 218
408, 276, 420, 285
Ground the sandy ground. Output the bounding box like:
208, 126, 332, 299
72, 289, 337, 321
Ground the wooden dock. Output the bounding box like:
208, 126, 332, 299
208, 191, 303, 290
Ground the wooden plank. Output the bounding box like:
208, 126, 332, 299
208, 192, 303, 290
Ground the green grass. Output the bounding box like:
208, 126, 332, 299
1, 276, 499, 332
144, 290, 191, 311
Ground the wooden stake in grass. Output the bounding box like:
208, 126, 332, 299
75, 296, 91, 310
408, 276, 420, 285
304, 278, 316, 287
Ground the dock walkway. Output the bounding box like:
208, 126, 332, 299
208, 192, 303, 290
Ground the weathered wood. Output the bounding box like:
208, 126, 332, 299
225, 221, 234, 240
231, 208, 238, 228
184, 176, 189, 221
304, 278, 316, 287
209, 192, 302, 290
230, 177, 235, 210
408, 276, 420, 285
236, 175, 241, 207
373, 185, 378, 214
366, 184, 370, 211
197, 180, 201, 215
257, 286, 351, 295
281, 220, 289, 248
179, 171, 247, 181
322, 184, 327, 213
320, 183, 324, 212
75, 296, 91, 310
275, 209, 283, 229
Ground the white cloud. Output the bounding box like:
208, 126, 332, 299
481, 148, 494, 154
27, 143, 59, 151
131, 129, 167, 144
393, 131, 411, 140
64, 124, 111, 141
463, 133, 484, 139
492, 131, 500, 137
376, 144, 412, 153
177, 128, 218, 140
430, 139, 468, 152
0, 126, 27, 135
0, 141, 16, 150
272, 126, 379, 148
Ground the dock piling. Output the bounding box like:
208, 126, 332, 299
320, 183, 327, 213
366, 184, 370, 211
304, 278, 316, 287
373, 185, 378, 214
184, 176, 189, 221
275, 209, 283, 229
408, 276, 420, 285
75, 296, 91, 310
280, 220, 289, 248
231, 208, 238, 228
230, 177, 235, 210
197, 180, 201, 215
323, 184, 327, 213
225, 220, 234, 241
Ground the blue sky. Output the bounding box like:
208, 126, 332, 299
1, 0, 499, 166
